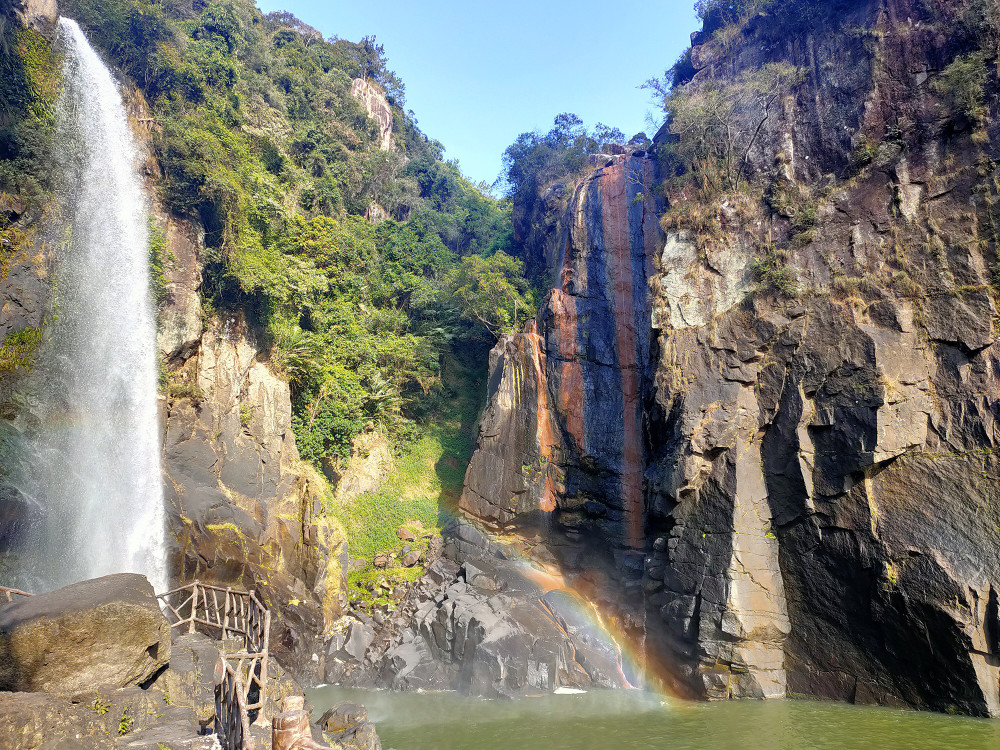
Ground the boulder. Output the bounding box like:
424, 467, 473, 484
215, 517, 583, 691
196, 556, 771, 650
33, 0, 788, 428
338, 622, 375, 662
0, 573, 170, 695
150, 633, 221, 726
395, 527, 417, 543
319, 701, 381, 750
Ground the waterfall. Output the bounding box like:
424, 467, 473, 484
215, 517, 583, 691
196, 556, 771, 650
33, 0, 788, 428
13, 18, 166, 593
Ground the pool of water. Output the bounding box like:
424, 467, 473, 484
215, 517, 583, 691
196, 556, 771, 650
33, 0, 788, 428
306, 686, 1000, 750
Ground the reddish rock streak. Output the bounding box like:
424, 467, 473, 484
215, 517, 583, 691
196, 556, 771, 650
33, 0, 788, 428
599, 160, 645, 549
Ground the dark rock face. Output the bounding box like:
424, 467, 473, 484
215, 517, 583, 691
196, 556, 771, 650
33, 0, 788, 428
458, 0, 1000, 716
0, 573, 169, 695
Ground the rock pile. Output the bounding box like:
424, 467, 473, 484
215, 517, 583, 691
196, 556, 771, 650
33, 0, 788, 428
327, 525, 630, 698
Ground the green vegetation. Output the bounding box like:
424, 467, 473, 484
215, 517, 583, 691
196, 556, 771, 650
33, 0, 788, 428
0, 24, 60, 208
0, 327, 42, 372
117, 707, 133, 735
932, 52, 989, 125
751, 246, 798, 297
90, 694, 111, 715
661, 62, 805, 195
147, 219, 169, 307
48, 0, 531, 468
330, 353, 480, 611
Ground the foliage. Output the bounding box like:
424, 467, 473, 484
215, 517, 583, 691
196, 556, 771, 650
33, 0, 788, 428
663, 62, 805, 193
118, 708, 133, 735
331, 354, 479, 610
148, 219, 168, 307
49, 0, 531, 468
751, 246, 798, 296
0, 25, 60, 208
932, 52, 989, 124
0, 327, 41, 372
448, 251, 535, 339
501, 113, 629, 203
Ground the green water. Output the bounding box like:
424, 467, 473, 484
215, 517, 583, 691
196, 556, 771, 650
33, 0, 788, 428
306, 686, 1000, 750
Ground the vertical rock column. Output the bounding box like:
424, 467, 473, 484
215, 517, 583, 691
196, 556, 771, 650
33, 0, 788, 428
460, 153, 660, 550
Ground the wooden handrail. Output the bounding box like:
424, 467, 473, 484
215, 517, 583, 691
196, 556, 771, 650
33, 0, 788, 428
157, 580, 270, 749
0, 585, 33, 602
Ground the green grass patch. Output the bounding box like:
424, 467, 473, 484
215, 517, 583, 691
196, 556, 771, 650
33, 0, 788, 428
329, 426, 464, 562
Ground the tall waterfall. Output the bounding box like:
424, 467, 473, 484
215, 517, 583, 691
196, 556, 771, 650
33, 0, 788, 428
15, 18, 166, 593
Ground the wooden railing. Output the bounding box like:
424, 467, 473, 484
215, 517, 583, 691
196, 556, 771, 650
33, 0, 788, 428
216, 655, 253, 750
0, 585, 32, 602
157, 581, 271, 750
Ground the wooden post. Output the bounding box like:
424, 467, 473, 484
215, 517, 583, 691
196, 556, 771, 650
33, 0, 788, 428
222, 587, 231, 642
261, 608, 270, 705
189, 582, 199, 634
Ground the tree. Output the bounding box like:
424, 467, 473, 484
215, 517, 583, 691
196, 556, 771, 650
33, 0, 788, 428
666, 62, 805, 192
448, 252, 535, 340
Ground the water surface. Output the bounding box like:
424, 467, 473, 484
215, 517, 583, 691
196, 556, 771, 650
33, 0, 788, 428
307, 686, 1000, 750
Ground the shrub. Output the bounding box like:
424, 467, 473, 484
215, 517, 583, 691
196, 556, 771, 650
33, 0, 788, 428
752, 247, 798, 296
932, 52, 989, 124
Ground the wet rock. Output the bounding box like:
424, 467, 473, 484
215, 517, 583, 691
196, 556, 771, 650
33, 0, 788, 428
0, 573, 170, 695
320, 701, 381, 750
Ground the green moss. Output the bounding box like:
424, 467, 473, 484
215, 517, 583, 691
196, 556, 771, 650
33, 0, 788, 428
0, 327, 41, 372
0, 27, 60, 205
148, 219, 169, 307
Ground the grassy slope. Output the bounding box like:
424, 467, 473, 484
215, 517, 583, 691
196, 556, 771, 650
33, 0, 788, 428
327, 350, 484, 610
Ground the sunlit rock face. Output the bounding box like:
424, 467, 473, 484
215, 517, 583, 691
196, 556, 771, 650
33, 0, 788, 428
461, 0, 1000, 715
350, 78, 393, 152
160, 303, 345, 683
460, 152, 660, 551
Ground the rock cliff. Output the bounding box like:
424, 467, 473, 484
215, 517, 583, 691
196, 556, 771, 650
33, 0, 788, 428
350, 79, 394, 153
156, 211, 345, 681
460, 0, 1000, 716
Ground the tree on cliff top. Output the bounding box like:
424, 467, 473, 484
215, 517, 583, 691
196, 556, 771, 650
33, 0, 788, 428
448, 251, 536, 341
663, 62, 805, 193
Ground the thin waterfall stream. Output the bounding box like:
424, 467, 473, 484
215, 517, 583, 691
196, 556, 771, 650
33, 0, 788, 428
12, 17, 166, 593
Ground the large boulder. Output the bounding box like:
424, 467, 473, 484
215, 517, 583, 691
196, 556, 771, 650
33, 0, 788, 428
0, 573, 170, 695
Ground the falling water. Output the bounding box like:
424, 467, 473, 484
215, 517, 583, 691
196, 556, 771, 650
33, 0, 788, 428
14, 18, 166, 593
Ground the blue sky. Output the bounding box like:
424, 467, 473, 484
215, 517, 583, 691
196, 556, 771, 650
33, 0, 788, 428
254, 0, 700, 187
